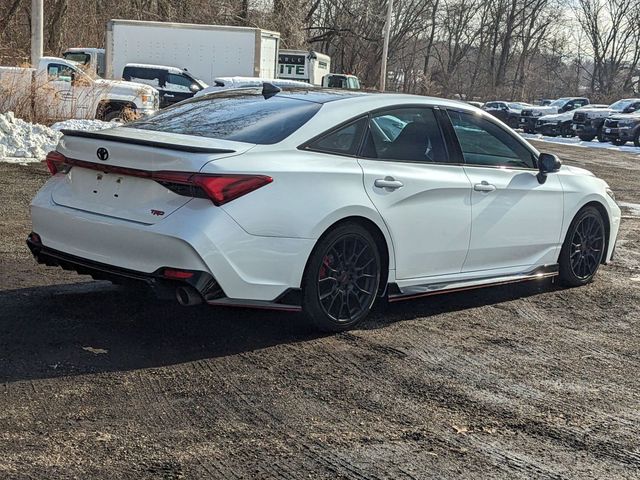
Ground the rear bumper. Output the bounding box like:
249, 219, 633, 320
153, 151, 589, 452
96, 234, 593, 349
27, 234, 221, 300
27, 235, 302, 310
30, 179, 315, 303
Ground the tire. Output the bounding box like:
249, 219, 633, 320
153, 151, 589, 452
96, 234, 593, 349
558, 206, 606, 287
634, 130, 640, 148
524, 128, 534, 134
596, 129, 606, 142
302, 223, 381, 332
561, 124, 573, 138
578, 135, 595, 142
611, 138, 626, 146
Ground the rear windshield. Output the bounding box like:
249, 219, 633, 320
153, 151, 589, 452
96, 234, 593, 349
126, 91, 322, 144
63, 52, 90, 65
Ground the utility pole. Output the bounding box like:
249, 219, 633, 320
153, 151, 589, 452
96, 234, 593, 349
379, 0, 394, 92
31, 0, 43, 67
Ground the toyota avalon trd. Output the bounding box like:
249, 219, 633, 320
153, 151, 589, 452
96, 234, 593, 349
28, 86, 621, 331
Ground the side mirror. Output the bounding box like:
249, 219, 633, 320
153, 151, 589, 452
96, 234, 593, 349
190, 83, 201, 93
625, 106, 637, 113
537, 153, 562, 183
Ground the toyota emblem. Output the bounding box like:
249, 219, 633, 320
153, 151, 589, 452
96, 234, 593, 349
96, 147, 109, 161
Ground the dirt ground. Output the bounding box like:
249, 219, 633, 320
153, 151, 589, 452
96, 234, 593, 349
1, 142, 639, 479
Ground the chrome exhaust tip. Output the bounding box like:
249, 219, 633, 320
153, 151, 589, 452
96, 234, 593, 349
176, 286, 202, 306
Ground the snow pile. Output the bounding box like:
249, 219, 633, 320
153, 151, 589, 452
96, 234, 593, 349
0, 112, 113, 163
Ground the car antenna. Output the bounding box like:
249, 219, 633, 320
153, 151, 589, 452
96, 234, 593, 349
262, 82, 281, 99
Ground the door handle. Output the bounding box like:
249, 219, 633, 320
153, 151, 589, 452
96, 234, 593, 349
474, 181, 496, 192
374, 178, 404, 190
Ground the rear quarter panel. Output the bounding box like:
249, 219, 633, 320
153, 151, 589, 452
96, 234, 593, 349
203, 149, 396, 270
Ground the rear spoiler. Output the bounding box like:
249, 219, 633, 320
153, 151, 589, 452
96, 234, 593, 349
60, 129, 236, 154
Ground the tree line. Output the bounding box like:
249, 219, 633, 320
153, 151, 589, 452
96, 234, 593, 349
1, 0, 638, 102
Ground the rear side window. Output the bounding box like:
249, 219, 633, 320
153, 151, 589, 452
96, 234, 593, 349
127, 92, 322, 145
363, 107, 448, 163
306, 117, 367, 155
123, 67, 163, 88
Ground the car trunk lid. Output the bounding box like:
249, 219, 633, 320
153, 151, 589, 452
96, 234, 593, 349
51, 127, 253, 224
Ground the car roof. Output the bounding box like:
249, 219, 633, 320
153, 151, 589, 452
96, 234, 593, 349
124, 63, 186, 74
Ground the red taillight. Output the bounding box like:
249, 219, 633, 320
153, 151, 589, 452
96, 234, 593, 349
45, 151, 66, 175
41, 154, 271, 206
163, 268, 194, 280
192, 175, 273, 206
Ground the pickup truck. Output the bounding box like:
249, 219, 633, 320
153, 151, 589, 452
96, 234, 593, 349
519, 97, 590, 133
602, 113, 640, 147
483, 101, 531, 128
535, 105, 607, 137
0, 57, 158, 121
572, 98, 640, 141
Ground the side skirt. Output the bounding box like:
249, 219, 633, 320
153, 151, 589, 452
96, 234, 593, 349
387, 264, 559, 303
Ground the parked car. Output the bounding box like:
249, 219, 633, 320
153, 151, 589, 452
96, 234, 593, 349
29, 88, 620, 332
602, 113, 640, 146
572, 98, 640, 141
483, 101, 531, 128
0, 56, 158, 121
535, 105, 608, 138
466, 101, 484, 108
122, 64, 208, 108
195, 77, 314, 98
519, 97, 590, 133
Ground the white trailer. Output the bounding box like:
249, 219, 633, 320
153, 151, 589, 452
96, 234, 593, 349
105, 20, 280, 85
278, 49, 330, 86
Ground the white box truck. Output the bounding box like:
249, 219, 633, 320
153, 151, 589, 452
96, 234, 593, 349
105, 20, 280, 85
278, 49, 330, 86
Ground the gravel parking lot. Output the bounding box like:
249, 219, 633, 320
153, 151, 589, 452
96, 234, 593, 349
1, 141, 639, 479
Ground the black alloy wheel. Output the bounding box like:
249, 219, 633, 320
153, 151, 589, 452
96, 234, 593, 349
559, 207, 605, 287
302, 224, 381, 332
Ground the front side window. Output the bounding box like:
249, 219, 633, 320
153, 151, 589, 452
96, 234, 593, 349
363, 107, 447, 163
127, 91, 322, 145
448, 110, 535, 169
47, 63, 75, 82
306, 117, 367, 155
166, 73, 195, 92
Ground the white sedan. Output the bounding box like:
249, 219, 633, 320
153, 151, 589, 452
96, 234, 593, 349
29, 86, 621, 331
